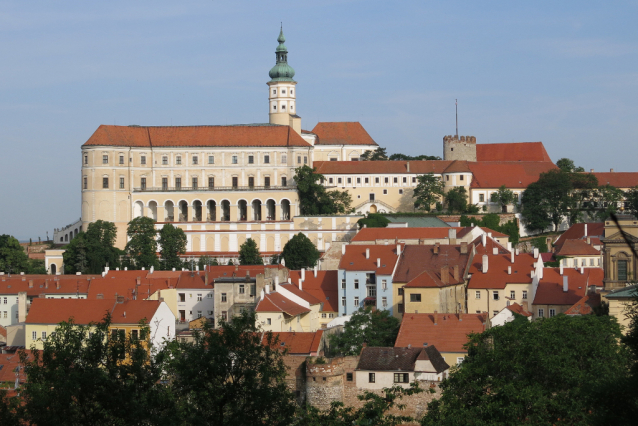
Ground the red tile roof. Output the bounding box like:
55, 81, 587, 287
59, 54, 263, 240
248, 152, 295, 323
311, 122, 378, 146
468, 161, 558, 189
553, 222, 605, 251
565, 293, 601, 315
476, 142, 552, 162
26, 298, 162, 325
443, 160, 472, 173
176, 272, 208, 289
339, 244, 401, 275
0, 352, 30, 386
0, 275, 98, 296
352, 227, 460, 242
0, 325, 6, 339
255, 292, 310, 316
394, 245, 470, 288
506, 303, 532, 317
590, 172, 638, 189
467, 252, 537, 289
554, 239, 600, 256
83, 124, 311, 148
313, 160, 452, 175
395, 313, 487, 353
288, 270, 339, 312
533, 268, 602, 306
264, 330, 324, 355
279, 282, 322, 305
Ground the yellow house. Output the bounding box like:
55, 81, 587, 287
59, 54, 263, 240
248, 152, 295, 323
255, 281, 323, 332
25, 298, 175, 351
603, 284, 637, 331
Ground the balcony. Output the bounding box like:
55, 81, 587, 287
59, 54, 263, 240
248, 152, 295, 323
133, 185, 296, 193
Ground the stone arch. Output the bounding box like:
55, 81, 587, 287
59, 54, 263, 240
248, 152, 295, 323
65, 234, 69, 242
266, 199, 276, 221
148, 201, 158, 221
369, 204, 377, 213
238, 199, 248, 221
164, 200, 175, 221
251, 199, 262, 221
178, 200, 189, 222
133, 201, 144, 218
74, 229, 79, 238
193, 200, 203, 221
221, 200, 231, 221
192, 235, 201, 252
267, 236, 275, 252
50, 264, 57, 275
206, 236, 215, 251
280, 198, 291, 220
206, 199, 217, 221
220, 235, 229, 252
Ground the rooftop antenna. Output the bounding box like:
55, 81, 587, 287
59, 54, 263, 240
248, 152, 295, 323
455, 99, 458, 138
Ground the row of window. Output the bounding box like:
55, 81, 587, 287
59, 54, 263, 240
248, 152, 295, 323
563, 258, 600, 267
475, 290, 529, 300
2, 311, 17, 319
177, 293, 214, 302
537, 308, 556, 318
89, 154, 307, 166
272, 88, 294, 95
88, 175, 288, 190
328, 176, 417, 185
340, 278, 387, 290
477, 193, 520, 203
340, 296, 388, 307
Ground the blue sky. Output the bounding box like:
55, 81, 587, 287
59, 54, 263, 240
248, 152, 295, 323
1, 0, 637, 239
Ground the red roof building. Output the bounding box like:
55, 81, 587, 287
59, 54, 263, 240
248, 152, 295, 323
311, 122, 378, 146
532, 268, 603, 318
476, 142, 552, 162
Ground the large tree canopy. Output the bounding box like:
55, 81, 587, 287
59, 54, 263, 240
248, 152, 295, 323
63, 221, 121, 274
158, 223, 187, 270
281, 232, 320, 270
294, 166, 353, 215
238, 238, 263, 265
125, 216, 159, 270
413, 173, 444, 212
0, 234, 30, 273
421, 314, 631, 426
328, 307, 400, 356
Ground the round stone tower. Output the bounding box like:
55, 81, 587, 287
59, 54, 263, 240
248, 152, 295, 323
443, 135, 477, 162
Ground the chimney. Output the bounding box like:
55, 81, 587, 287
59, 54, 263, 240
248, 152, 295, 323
580, 267, 584, 275
18, 292, 27, 323
342, 244, 346, 255
172, 268, 176, 272
488, 232, 492, 239
587, 236, 591, 245
407, 161, 410, 173
533, 248, 539, 259
365, 248, 370, 259
610, 168, 614, 172
97, 293, 104, 299
584, 224, 588, 237
560, 263, 564, 275
453, 265, 459, 281
265, 284, 271, 294
123, 311, 126, 318
299, 278, 303, 291
515, 248, 520, 256
510, 251, 515, 264
563, 276, 568, 293
433, 242, 440, 254
481, 233, 487, 247
508, 266, 511, 275
104, 266, 109, 273
124, 267, 128, 271
441, 267, 449, 285
301, 268, 306, 281
482, 255, 488, 273
116, 295, 125, 303
136, 277, 141, 286
45, 281, 48, 289
458, 312, 463, 321
150, 265, 155, 273
314, 265, 318, 278
205, 271, 209, 285
28, 280, 33, 288
397, 244, 401, 256
492, 247, 498, 256
56, 281, 60, 290
434, 311, 438, 325
260, 288, 265, 301
507, 242, 512, 252
448, 228, 457, 244
590, 168, 594, 172
377, 258, 381, 268
195, 265, 198, 272
460, 242, 468, 254
141, 267, 145, 271
76, 271, 81, 276
274, 275, 279, 290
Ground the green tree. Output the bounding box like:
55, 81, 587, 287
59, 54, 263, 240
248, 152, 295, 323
125, 216, 159, 270
17, 317, 174, 426
490, 185, 515, 213
587, 184, 625, 221
357, 213, 390, 229
294, 166, 352, 215
63, 221, 121, 274
626, 186, 638, 218
0, 234, 30, 274
328, 307, 400, 356
0, 391, 19, 426
444, 186, 468, 213
158, 223, 187, 270
27, 258, 47, 274
556, 157, 585, 173
521, 169, 573, 232
198, 255, 218, 269
281, 233, 320, 270
161, 311, 296, 426
238, 238, 263, 265
294, 383, 424, 426
421, 314, 630, 426
413, 173, 444, 212
388, 153, 442, 161
360, 147, 388, 161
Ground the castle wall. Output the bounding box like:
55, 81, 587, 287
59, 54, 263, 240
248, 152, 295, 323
443, 135, 477, 162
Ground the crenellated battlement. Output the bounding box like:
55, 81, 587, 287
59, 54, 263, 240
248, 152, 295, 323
443, 135, 477, 161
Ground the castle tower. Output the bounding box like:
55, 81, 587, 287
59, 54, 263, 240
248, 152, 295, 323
267, 27, 301, 134
443, 135, 477, 162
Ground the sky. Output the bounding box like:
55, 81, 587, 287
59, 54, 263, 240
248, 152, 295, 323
1, 0, 637, 240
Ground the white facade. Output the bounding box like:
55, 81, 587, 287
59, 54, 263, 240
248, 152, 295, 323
176, 288, 215, 324
150, 301, 177, 351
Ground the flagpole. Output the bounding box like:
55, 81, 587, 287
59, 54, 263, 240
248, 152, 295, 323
455, 99, 458, 138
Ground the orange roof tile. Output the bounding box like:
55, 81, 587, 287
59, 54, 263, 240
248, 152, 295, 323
468, 252, 537, 289
26, 299, 115, 324
554, 239, 600, 256
279, 283, 322, 305
288, 270, 339, 312
313, 160, 452, 175
395, 313, 487, 353
110, 300, 164, 324
553, 223, 605, 250
176, 272, 209, 289
590, 172, 638, 189
311, 122, 378, 146
443, 160, 472, 173
263, 330, 324, 355
533, 268, 602, 306
506, 303, 532, 317
468, 161, 558, 189
83, 124, 311, 148
394, 245, 470, 287
564, 292, 601, 315
476, 142, 552, 162
255, 292, 310, 316
339, 244, 401, 275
